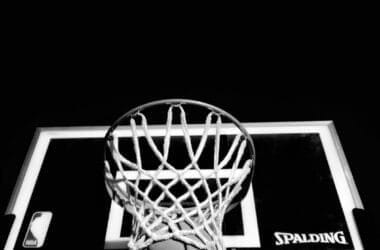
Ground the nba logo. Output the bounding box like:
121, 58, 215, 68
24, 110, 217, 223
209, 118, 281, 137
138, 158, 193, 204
23, 212, 52, 248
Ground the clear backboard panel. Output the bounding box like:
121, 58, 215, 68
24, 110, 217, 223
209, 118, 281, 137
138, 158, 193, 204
2, 121, 365, 249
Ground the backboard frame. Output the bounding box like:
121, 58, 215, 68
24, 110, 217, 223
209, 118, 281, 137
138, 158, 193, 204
3, 121, 365, 250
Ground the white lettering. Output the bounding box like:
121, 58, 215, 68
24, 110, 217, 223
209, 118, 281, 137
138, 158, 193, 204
274, 232, 293, 246
335, 231, 349, 245
274, 232, 284, 246
309, 233, 320, 243
323, 232, 335, 243
274, 231, 349, 246
293, 234, 303, 243
283, 233, 294, 245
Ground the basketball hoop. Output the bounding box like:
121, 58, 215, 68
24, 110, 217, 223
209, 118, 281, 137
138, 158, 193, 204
104, 99, 256, 250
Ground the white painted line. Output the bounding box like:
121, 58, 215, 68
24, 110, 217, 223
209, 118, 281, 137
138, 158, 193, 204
319, 125, 364, 250
5, 132, 51, 250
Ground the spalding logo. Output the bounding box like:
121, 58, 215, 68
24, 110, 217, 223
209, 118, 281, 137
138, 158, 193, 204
274, 231, 348, 246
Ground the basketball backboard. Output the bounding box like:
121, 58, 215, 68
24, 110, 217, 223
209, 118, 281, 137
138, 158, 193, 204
1, 121, 365, 249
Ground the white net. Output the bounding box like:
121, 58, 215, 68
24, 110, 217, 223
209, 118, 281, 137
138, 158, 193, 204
104, 104, 254, 250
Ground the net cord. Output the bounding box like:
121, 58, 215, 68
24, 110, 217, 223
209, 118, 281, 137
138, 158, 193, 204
105, 104, 252, 250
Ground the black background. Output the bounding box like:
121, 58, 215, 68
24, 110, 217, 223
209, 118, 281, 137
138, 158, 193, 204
1, 13, 379, 248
